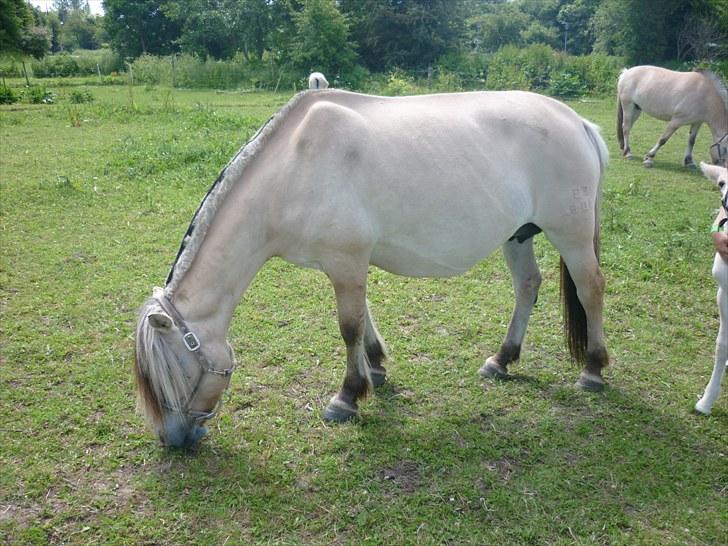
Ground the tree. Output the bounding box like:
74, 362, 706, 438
341, 0, 466, 71
291, 0, 357, 76
104, 0, 181, 58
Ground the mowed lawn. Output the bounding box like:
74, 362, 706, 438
1, 83, 726, 545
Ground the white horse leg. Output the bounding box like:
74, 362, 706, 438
364, 300, 389, 387
620, 101, 641, 159
683, 122, 701, 168
696, 280, 728, 415
644, 119, 681, 167
480, 237, 541, 379
551, 239, 608, 390
324, 262, 374, 422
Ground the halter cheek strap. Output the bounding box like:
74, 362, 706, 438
153, 293, 236, 422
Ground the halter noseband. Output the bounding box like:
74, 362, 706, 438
153, 293, 236, 423
711, 132, 728, 166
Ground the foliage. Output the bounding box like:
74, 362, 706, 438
103, 0, 182, 58
1, 84, 728, 545
22, 85, 55, 103
340, 0, 466, 71
291, 0, 357, 78
69, 87, 94, 103
0, 84, 18, 103
0, 0, 50, 59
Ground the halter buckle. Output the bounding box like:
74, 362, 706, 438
183, 331, 201, 352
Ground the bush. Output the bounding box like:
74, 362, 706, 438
23, 86, 55, 104
0, 85, 18, 104
69, 88, 94, 103
31, 54, 79, 78
549, 71, 587, 97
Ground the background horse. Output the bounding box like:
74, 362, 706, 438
617, 65, 728, 168
134, 89, 610, 448
695, 162, 728, 415
308, 72, 329, 89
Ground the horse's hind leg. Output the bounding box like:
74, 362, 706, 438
683, 122, 701, 168
695, 275, 727, 414
643, 119, 682, 167
364, 300, 388, 387
480, 237, 541, 379
620, 101, 641, 159
550, 236, 609, 390
324, 263, 374, 422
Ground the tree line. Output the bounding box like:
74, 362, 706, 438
2, 0, 726, 78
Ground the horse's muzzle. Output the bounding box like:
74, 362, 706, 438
160, 413, 208, 448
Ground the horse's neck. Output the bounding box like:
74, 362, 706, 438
169, 186, 272, 338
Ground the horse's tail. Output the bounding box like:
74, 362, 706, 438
617, 98, 625, 152
560, 120, 607, 364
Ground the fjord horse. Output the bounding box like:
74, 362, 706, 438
617, 66, 728, 168
134, 89, 609, 447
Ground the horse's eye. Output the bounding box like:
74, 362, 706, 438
719, 181, 726, 188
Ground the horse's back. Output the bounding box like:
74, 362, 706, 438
618, 65, 714, 120
269, 90, 605, 276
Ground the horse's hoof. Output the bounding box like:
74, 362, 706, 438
624, 153, 634, 160
370, 368, 387, 388
694, 401, 712, 415
642, 159, 654, 168
479, 358, 508, 379
686, 162, 697, 170
575, 372, 605, 392
323, 397, 358, 422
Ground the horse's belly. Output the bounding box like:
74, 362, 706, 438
370, 237, 502, 278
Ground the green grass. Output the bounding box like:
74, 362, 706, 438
1, 84, 727, 545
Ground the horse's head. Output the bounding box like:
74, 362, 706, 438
700, 162, 728, 211
710, 133, 728, 166
134, 290, 235, 448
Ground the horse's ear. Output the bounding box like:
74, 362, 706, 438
147, 311, 173, 331
700, 162, 722, 182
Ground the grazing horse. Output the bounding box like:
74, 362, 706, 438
134, 89, 610, 448
617, 65, 728, 168
308, 72, 329, 90
695, 162, 728, 415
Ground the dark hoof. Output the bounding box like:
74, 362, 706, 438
686, 162, 697, 170
479, 359, 508, 379
370, 368, 387, 388
575, 373, 605, 392
323, 397, 358, 422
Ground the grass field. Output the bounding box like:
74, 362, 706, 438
1, 82, 727, 545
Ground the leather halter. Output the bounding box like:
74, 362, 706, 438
711, 132, 728, 166
154, 294, 236, 423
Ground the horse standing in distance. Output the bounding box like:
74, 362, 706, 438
695, 162, 728, 415
308, 72, 329, 90
617, 66, 728, 168
134, 89, 610, 448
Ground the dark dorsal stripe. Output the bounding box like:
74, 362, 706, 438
164, 114, 278, 286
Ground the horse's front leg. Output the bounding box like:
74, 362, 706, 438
323, 262, 374, 422
480, 237, 541, 379
695, 261, 728, 414
644, 120, 681, 167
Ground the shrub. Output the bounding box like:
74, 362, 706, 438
69, 88, 94, 103
31, 54, 79, 77
0, 85, 18, 104
23, 86, 55, 104
549, 71, 587, 97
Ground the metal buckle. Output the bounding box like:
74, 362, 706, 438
182, 331, 201, 352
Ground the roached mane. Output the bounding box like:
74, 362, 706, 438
697, 69, 728, 113
164, 90, 315, 294
135, 91, 315, 427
